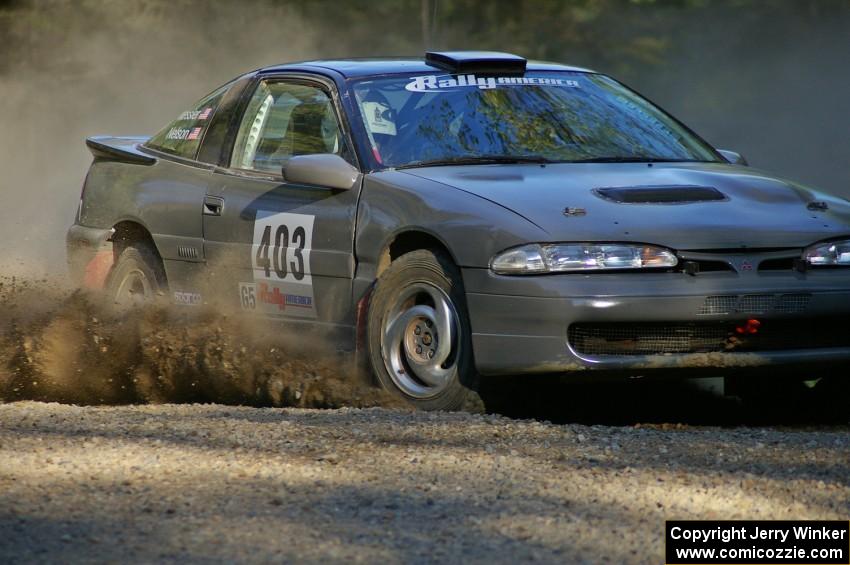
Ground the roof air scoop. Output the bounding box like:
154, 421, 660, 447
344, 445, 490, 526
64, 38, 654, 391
425, 51, 527, 74
593, 185, 728, 204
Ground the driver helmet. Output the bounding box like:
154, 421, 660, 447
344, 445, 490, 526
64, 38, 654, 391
360, 90, 397, 160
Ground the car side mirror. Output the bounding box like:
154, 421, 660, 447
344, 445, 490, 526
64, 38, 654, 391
717, 149, 748, 166
282, 154, 360, 190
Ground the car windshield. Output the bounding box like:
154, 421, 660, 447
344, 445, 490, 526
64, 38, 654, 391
351, 71, 721, 169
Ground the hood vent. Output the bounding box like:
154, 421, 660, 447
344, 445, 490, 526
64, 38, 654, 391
593, 185, 727, 204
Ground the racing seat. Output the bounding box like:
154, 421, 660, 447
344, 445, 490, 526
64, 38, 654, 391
282, 103, 334, 157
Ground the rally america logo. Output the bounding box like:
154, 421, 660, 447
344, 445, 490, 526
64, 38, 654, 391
257, 282, 313, 311
405, 74, 580, 93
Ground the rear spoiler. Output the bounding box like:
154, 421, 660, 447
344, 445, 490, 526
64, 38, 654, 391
85, 136, 156, 166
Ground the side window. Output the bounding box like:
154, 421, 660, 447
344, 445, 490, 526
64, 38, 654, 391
230, 80, 347, 174
146, 83, 229, 159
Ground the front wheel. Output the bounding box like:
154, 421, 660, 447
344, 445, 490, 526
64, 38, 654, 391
366, 249, 476, 411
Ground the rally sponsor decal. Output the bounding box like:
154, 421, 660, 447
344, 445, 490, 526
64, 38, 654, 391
244, 211, 316, 318
362, 101, 397, 136
405, 74, 581, 93
239, 282, 313, 313
173, 291, 202, 306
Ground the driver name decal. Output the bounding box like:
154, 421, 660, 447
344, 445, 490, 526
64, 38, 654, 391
165, 127, 192, 140
177, 107, 213, 121
405, 74, 580, 92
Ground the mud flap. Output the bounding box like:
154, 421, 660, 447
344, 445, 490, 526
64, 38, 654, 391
66, 225, 115, 288
83, 249, 115, 289
353, 285, 374, 380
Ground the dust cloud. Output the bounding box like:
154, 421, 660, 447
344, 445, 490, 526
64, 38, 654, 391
0, 0, 417, 408
631, 3, 850, 197
0, 0, 325, 272
0, 276, 403, 408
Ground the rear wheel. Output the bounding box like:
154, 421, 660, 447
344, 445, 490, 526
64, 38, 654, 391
367, 249, 476, 411
105, 244, 164, 305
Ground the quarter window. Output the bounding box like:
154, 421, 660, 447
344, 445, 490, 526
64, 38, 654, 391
230, 80, 347, 174
146, 84, 229, 159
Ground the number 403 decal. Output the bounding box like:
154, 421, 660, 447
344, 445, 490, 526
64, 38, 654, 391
256, 224, 306, 279
252, 212, 315, 283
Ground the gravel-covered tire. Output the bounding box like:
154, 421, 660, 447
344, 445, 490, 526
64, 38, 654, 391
366, 249, 476, 411
105, 244, 164, 306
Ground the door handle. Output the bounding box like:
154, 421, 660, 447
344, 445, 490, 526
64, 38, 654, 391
203, 196, 224, 216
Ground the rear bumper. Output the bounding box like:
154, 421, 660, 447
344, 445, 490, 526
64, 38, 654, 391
462, 267, 850, 376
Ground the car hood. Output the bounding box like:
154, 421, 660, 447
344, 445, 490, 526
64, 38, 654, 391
401, 162, 850, 250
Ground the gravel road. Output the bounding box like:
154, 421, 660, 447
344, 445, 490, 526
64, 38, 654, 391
1, 401, 848, 564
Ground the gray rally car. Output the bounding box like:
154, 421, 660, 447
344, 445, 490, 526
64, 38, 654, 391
67, 51, 850, 411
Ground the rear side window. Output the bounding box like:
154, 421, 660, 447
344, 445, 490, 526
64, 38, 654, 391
146, 84, 229, 159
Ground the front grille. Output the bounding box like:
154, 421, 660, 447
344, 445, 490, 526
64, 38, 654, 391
738, 294, 778, 314
699, 296, 740, 315
759, 257, 796, 271
679, 260, 736, 274
568, 318, 850, 357
698, 293, 810, 315
774, 294, 812, 314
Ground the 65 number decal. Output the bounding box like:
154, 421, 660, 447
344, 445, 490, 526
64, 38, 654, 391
252, 212, 314, 283
240, 283, 256, 310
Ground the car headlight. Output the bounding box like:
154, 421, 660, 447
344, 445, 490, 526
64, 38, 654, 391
490, 243, 678, 274
803, 239, 850, 266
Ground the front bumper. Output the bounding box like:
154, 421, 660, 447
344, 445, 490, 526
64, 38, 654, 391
462, 267, 850, 376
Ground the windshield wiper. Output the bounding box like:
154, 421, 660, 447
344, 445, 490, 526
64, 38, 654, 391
396, 155, 555, 169
569, 156, 708, 163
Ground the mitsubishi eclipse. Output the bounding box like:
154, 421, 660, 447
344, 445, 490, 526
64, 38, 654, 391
67, 51, 850, 411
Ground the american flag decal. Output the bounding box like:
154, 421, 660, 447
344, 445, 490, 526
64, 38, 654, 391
187, 127, 202, 140
198, 107, 212, 120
